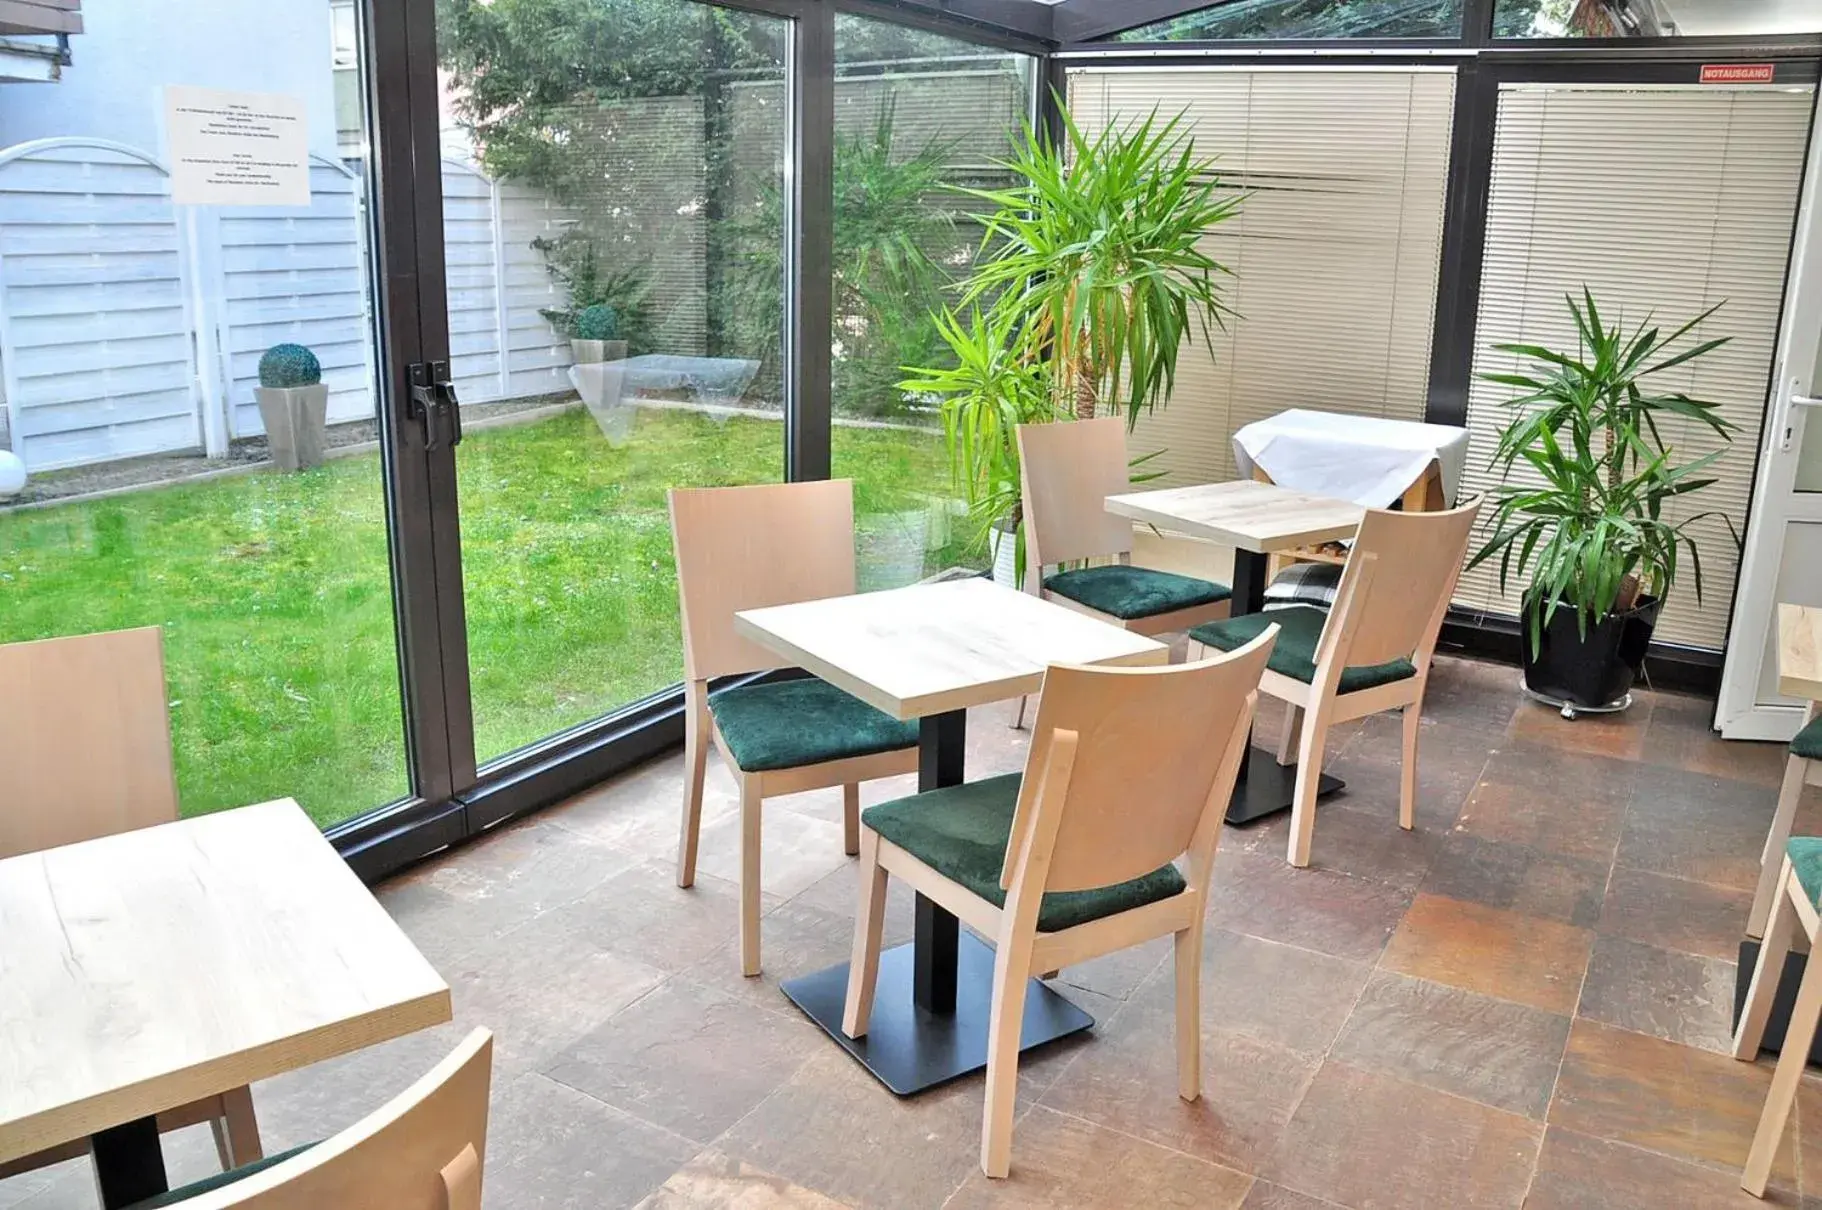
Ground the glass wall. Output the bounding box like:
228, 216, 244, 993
0, 0, 407, 827
436, 0, 793, 766
830, 14, 1037, 590
1115, 1, 1466, 41
1495, 0, 1822, 38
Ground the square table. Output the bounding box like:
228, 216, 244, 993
734, 575, 1167, 1096
0, 799, 451, 1208
1106, 478, 1365, 824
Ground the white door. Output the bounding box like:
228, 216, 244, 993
1717, 96, 1822, 740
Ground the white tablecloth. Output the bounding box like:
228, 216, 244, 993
1232, 409, 1470, 509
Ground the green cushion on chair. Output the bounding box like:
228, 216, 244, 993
126, 1143, 317, 1209
1793, 717, 1822, 761
1043, 565, 1230, 622
1188, 605, 1416, 695
862, 772, 1187, 933
709, 677, 917, 773
1789, 838, 1822, 909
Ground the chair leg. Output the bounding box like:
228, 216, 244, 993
1011, 695, 1029, 730
1750, 756, 1809, 939
981, 931, 1035, 1179
1737, 863, 1799, 1061
842, 830, 888, 1039
842, 784, 861, 858
1276, 705, 1302, 766
1287, 705, 1331, 868
1743, 910, 1822, 1197
677, 693, 710, 889
1399, 703, 1421, 831
210, 1086, 262, 1169
738, 777, 764, 978
1173, 922, 1203, 1102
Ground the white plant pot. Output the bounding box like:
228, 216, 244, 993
0, 448, 25, 499
570, 338, 628, 366
989, 521, 1019, 589
255, 383, 329, 471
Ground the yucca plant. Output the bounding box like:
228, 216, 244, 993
1468, 289, 1736, 655
957, 97, 1242, 425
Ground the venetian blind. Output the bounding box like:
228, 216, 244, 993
1455, 83, 1814, 651
1065, 66, 1457, 486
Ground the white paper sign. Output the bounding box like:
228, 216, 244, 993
165, 86, 310, 207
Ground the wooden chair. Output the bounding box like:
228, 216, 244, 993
0, 628, 265, 1184
114, 1028, 493, 1209
840, 629, 1277, 1179
1734, 843, 1822, 1197
1747, 701, 1822, 941
1017, 417, 1232, 636
1187, 496, 1483, 868
669, 480, 919, 977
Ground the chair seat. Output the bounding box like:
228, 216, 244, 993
1793, 717, 1822, 761
127, 1143, 317, 1209
1790, 837, 1822, 908
1189, 605, 1415, 695
710, 677, 917, 773
862, 772, 1187, 933
1043, 565, 1230, 622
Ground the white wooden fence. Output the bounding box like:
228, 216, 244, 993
0, 139, 578, 472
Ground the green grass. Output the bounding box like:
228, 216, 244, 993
0, 407, 969, 828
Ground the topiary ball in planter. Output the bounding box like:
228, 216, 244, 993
258, 343, 323, 389
255, 343, 329, 471
574, 304, 619, 342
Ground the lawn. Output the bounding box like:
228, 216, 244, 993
0, 407, 969, 828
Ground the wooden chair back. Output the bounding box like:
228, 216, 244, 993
0, 627, 178, 859
669, 480, 857, 682
1003, 629, 1275, 896
1017, 417, 1135, 582
181, 1029, 494, 1210
1319, 495, 1483, 673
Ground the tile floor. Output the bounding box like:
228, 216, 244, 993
6, 653, 1822, 1208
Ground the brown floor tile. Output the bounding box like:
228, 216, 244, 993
1576, 934, 1738, 1054
1454, 743, 1637, 863
1524, 1125, 1799, 1209
716, 1050, 987, 1210
1282, 800, 1444, 890
1260, 1062, 1542, 1210
555, 861, 783, 975
1599, 867, 1751, 961
1418, 655, 1523, 736
1642, 692, 1790, 790
1323, 716, 1492, 833
1189, 929, 1373, 1059
484, 1072, 701, 1210
679, 899, 874, 1019
1616, 766, 1780, 892
1381, 893, 1593, 1015
1550, 1018, 1798, 1188
1508, 694, 1653, 761
693, 801, 858, 902
788, 861, 915, 947
1239, 1183, 1347, 1210
544, 977, 821, 1144
945, 1106, 1252, 1209
633, 1150, 854, 1209
1329, 970, 1570, 1119
1054, 934, 1173, 1003
1205, 848, 1412, 963
1419, 832, 1608, 927
1039, 999, 1321, 1174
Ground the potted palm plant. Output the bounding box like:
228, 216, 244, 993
1469, 290, 1735, 715
901, 100, 1241, 581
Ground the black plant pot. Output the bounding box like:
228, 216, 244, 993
1520, 594, 1661, 711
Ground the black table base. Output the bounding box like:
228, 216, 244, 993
1734, 939, 1822, 1064
1222, 548, 1345, 826
90, 1117, 168, 1209
781, 708, 1095, 1096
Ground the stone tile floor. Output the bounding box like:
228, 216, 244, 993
7, 653, 1822, 1208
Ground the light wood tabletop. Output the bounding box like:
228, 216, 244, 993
1779, 603, 1822, 702
734, 576, 1169, 721
0, 799, 451, 1166
1105, 479, 1364, 554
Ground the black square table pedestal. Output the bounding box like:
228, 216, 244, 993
782, 709, 1094, 1095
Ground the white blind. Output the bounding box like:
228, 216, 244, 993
1457, 83, 1815, 650
1066, 66, 1457, 486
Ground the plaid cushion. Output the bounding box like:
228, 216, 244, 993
1264, 561, 1341, 609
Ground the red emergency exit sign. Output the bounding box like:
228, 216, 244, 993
1700, 63, 1776, 84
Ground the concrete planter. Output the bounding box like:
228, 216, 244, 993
255, 383, 329, 471
570, 338, 628, 366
